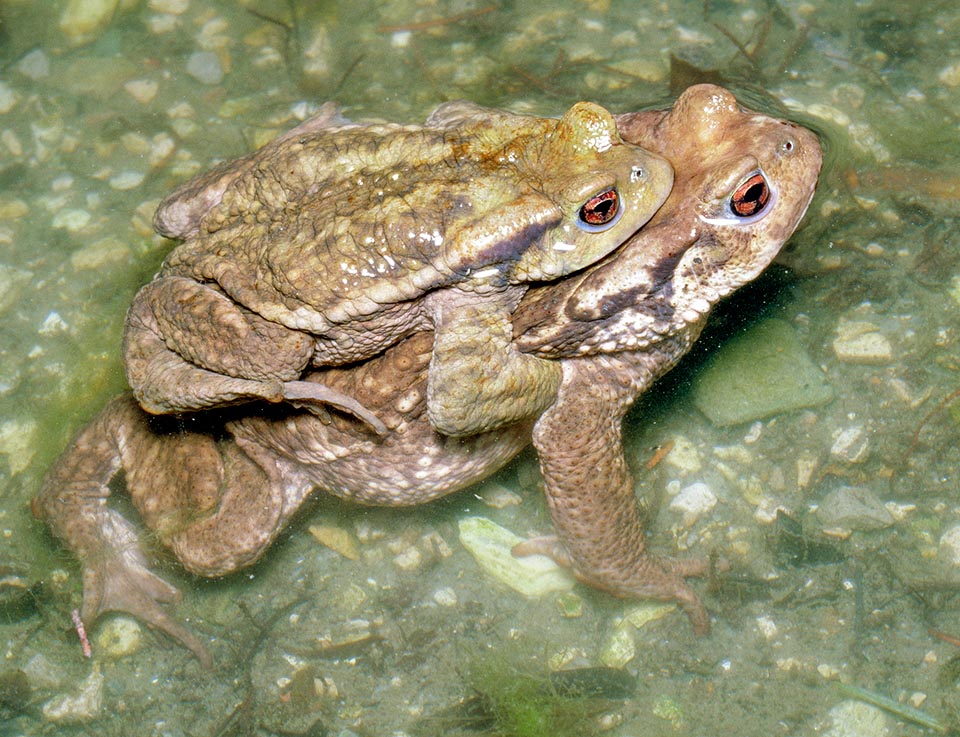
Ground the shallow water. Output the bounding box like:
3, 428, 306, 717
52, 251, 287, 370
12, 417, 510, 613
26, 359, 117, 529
1, 1, 959, 735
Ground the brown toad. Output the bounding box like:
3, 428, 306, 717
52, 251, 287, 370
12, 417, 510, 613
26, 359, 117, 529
34, 86, 821, 664
125, 102, 672, 438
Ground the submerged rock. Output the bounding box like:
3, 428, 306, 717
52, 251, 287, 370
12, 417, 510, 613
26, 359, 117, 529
458, 517, 575, 597
693, 318, 834, 426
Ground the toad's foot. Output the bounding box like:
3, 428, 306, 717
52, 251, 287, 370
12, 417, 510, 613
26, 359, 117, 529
513, 535, 720, 636
80, 511, 213, 668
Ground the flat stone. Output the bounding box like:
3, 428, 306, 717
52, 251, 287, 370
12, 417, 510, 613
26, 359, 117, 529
692, 319, 834, 426
458, 517, 574, 597
816, 486, 894, 531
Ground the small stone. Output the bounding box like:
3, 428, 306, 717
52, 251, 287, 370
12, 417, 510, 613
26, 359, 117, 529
70, 237, 130, 270
756, 615, 778, 640
393, 546, 423, 571
939, 525, 960, 566
0, 198, 28, 220
59, 0, 120, 47
433, 587, 457, 607
149, 0, 189, 12
186, 51, 224, 85
309, 523, 360, 560
669, 482, 717, 525
830, 426, 870, 463
939, 60, 960, 87
0, 263, 32, 314
0, 81, 19, 114
0, 417, 39, 474
816, 486, 894, 531
16, 49, 50, 80
109, 170, 145, 190
824, 699, 891, 737
833, 320, 893, 364
458, 517, 575, 597
599, 620, 636, 668
42, 665, 103, 723
623, 601, 676, 628
124, 78, 159, 104
477, 482, 522, 509
94, 616, 142, 658
51, 208, 91, 232
39, 311, 70, 335
663, 435, 702, 473
555, 591, 583, 618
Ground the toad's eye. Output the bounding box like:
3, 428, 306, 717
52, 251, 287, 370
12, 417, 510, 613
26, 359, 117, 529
730, 173, 770, 218
577, 188, 621, 231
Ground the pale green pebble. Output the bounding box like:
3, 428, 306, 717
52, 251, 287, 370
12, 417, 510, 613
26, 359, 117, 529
70, 237, 130, 270
623, 601, 677, 628
457, 517, 575, 597
94, 616, 143, 659
599, 620, 635, 668
825, 700, 891, 737
555, 591, 583, 618
42, 664, 103, 723
0, 417, 38, 475
0, 81, 19, 114
652, 695, 685, 729
950, 275, 960, 307
109, 171, 145, 191
0, 264, 32, 314
51, 208, 92, 232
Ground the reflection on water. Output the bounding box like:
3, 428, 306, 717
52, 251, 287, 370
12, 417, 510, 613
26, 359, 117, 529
1, 1, 959, 734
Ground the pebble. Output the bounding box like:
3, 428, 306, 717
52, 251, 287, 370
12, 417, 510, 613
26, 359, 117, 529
938, 524, 960, 566
939, 60, 960, 87
309, 523, 360, 560
59, 0, 120, 47
124, 79, 159, 104
16, 48, 50, 80
0, 81, 19, 114
70, 237, 130, 270
824, 699, 891, 737
432, 587, 457, 607
0, 417, 39, 475
109, 170, 145, 190
42, 665, 104, 723
833, 319, 893, 364
477, 482, 522, 508
51, 208, 92, 232
457, 516, 575, 597
0, 263, 32, 314
830, 426, 870, 463
94, 616, 142, 658
816, 486, 894, 532
600, 620, 636, 668
186, 51, 224, 85
668, 482, 717, 525
149, 0, 189, 12
664, 434, 702, 474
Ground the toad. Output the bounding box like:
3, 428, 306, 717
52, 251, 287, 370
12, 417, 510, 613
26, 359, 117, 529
34, 86, 821, 664
125, 102, 672, 438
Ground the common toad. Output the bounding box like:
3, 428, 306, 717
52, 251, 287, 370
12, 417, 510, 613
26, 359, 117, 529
126, 102, 672, 438
34, 86, 821, 664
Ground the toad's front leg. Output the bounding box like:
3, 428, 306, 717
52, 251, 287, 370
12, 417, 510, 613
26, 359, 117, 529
123, 276, 385, 433
519, 356, 716, 634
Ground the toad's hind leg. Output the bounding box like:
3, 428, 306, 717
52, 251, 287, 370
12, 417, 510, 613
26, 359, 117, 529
123, 276, 385, 433
33, 396, 218, 665
33, 397, 302, 666
425, 288, 562, 437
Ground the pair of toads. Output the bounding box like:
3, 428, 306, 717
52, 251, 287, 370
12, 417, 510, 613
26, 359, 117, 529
34, 85, 822, 666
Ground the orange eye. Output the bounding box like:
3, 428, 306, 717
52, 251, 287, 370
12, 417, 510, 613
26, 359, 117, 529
730, 173, 770, 218
578, 188, 620, 229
